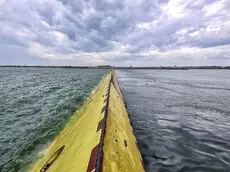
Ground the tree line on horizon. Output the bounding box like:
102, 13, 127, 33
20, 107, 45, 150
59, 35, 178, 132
0, 65, 230, 69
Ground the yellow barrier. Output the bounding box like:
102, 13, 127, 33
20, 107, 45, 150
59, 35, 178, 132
29, 71, 144, 172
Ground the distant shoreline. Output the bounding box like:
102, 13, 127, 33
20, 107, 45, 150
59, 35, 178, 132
0, 65, 230, 70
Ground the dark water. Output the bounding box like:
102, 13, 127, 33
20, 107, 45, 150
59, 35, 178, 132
116, 70, 230, 172
0, 67, 108, 172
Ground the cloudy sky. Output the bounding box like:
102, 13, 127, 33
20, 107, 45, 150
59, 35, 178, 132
0, 0, 230, 66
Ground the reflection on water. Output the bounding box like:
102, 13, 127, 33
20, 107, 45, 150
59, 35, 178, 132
116, 69, 230, 172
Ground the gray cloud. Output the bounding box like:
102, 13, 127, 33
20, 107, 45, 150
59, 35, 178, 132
0, 0, 230, 66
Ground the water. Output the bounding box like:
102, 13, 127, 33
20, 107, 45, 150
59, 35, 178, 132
0, 67, 108, 172
116, 70, 230, 172
1, 68, 230, 172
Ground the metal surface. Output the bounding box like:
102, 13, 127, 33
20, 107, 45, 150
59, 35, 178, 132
29, 71, 144, 172
102, 72, 145, 172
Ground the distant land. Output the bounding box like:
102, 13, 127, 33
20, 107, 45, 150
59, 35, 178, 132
1, 65, 230, 70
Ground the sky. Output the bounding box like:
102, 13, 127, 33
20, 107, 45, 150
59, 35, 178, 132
0, 0, 230, 66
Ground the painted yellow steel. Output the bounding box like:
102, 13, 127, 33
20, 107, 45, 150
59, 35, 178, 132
29, 72, 111, 172
29, 71, 144, 172
102, 73, 145, 172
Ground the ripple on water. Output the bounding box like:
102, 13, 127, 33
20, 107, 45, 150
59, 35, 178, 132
0, 68, 108, 172
116, 69, 230, 172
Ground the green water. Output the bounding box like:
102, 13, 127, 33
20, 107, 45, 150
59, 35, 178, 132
0, 67, 108, 172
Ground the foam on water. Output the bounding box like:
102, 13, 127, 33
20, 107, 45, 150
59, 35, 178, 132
0, 67, 108, 172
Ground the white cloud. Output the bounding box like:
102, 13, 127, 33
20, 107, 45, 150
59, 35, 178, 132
162, 0, 187, 19
0, 0, 230, 65
203, 0, 225, 17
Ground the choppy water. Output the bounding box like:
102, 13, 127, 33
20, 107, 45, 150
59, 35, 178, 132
0, 67, 108, 172
116, 70, 230, 172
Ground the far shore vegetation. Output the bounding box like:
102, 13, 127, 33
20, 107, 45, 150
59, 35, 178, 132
1, 65, 230, 70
